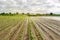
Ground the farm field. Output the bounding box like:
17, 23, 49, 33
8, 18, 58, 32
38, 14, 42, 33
0, 15, 60, 40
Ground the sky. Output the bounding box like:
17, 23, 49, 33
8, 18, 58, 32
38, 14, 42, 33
0, 0, 60, 14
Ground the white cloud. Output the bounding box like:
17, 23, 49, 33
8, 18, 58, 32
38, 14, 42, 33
0, 0, 60, 14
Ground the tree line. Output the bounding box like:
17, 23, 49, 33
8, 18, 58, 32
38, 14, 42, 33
0, 12, 58, 16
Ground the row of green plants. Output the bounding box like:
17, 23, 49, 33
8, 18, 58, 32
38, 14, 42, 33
31, 20, 44, 40
17, 19, 26, 40
28, 19, 35, 40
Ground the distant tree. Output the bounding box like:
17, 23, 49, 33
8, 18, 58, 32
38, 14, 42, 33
27, 13, 30, 15
50, 12, 53, 15
16, 12, 19, 14
22, 13, 24, 15
27, 13, 30, 16
9, 12, 11, 14
1, 12, 5, 15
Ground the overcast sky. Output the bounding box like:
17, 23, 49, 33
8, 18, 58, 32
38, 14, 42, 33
0, 0, 60, 14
